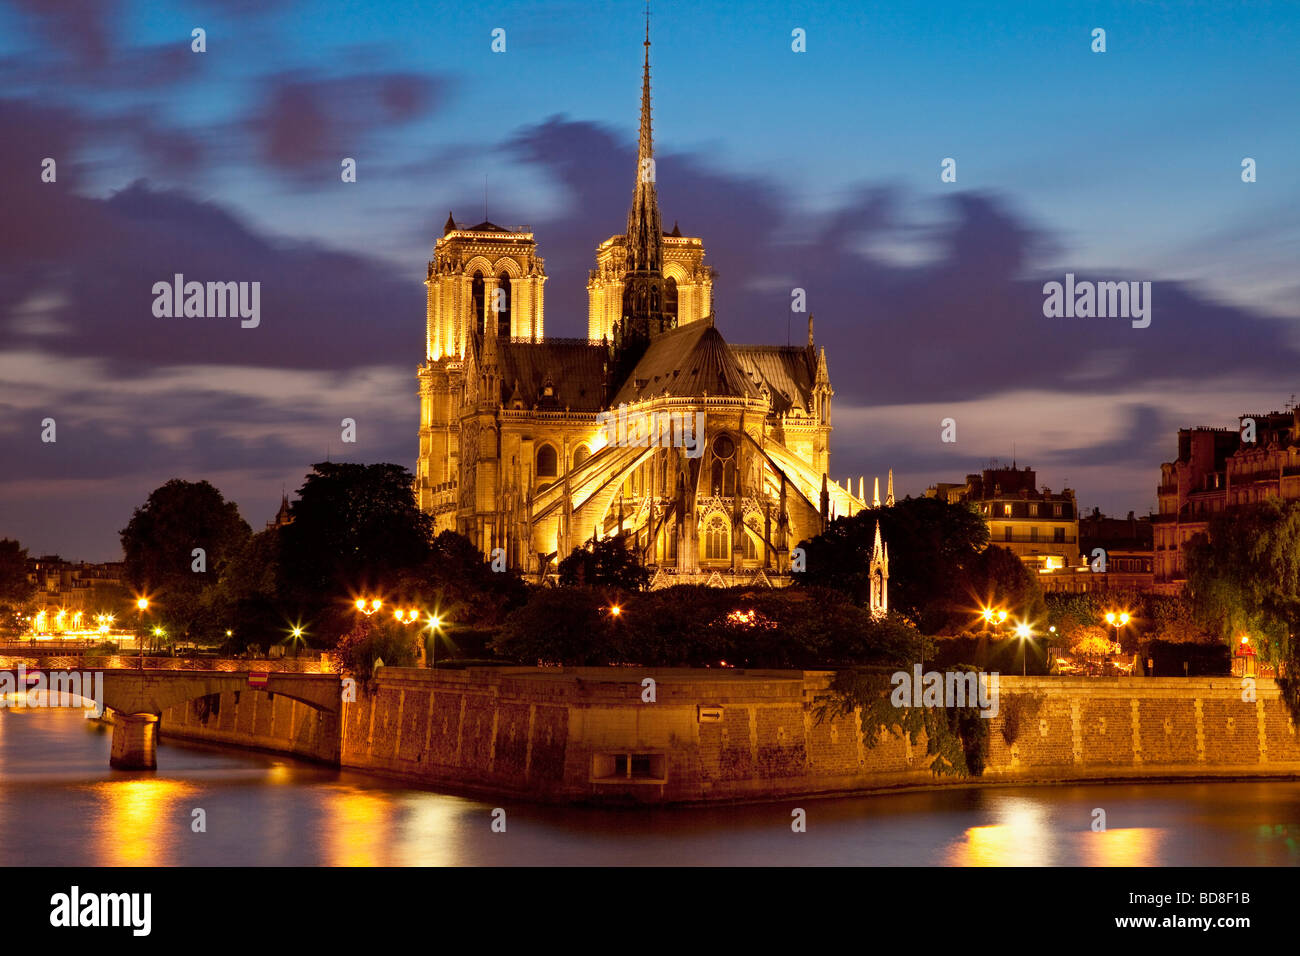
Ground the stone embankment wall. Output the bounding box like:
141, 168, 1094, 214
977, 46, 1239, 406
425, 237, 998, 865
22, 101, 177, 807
152, 667, 1300, 804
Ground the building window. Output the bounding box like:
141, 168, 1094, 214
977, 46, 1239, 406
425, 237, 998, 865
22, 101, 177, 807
573, 444, 590, 469
743, 520, 759, 560
665, 276, 678, 322
1004, 526, 1013, 542
1054, 527, 1064, 543
1053, 503, 1062, 517
536, 444, 558, 478
471, 271, 485, 334
496, 272, 513, 337
703, 515, 729, 560
1029, 503, 1038, 516
1030, 527, 1039, 542
1003, 504, 1013, 517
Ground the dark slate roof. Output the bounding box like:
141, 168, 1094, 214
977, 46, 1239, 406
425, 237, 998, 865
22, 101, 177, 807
463, 220, 512, 233
497, 339, 607, 411
730, 345, 817, 416
611, 321, 761, 405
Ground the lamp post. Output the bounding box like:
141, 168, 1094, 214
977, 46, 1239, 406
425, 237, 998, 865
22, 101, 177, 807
425, 614, 442, 670
136, 597, 149, 669
1015, 622, 1033, 676
1104, 612, 1130, 670
355, 598, 382, 616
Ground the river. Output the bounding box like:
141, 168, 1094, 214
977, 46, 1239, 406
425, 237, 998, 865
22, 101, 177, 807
3, 707, 1300, 865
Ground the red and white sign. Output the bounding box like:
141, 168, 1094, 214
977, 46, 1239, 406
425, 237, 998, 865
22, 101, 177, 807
248, 672, 269, 689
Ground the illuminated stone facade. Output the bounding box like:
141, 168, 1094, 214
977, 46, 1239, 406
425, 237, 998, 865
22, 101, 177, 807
414, 23, 866, 584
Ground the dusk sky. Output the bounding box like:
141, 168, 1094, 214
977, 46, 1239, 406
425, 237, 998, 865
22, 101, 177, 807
2, 0, 1298, 561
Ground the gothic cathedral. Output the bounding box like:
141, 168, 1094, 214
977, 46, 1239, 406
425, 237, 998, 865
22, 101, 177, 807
414, 18, 886, 595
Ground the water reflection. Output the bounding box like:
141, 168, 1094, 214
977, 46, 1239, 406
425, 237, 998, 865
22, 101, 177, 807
4, 708, 1300, 866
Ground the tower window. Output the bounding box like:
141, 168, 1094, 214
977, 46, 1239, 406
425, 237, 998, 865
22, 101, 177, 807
497, 272, 512, 337
472, 272, 485, 334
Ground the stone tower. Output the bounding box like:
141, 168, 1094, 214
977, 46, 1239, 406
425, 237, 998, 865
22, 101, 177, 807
416, 218, 547, 513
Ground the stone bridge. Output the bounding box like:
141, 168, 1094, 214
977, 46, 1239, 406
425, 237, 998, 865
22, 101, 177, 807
99, 670, 342, 770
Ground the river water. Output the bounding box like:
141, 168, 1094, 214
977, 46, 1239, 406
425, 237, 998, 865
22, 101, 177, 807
3, 707, 1300, 866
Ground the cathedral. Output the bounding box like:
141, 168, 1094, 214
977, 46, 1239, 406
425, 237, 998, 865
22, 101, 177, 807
414, 20, 886, 602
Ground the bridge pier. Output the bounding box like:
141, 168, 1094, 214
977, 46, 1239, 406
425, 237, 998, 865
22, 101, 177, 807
110, 712, 159, 770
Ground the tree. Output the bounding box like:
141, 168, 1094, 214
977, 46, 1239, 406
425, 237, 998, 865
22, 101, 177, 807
396, 530, 529, 630
120, 480, 251, 643
493, 588, 616, 665
798, 496, 1045, 634
0, 538, 36, 630
1186, 498, 1300, 664
278, 462, 433, 644
558, 533, 651, 591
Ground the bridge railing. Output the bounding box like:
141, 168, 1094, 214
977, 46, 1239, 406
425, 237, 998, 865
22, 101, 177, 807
0, 654, 335, 674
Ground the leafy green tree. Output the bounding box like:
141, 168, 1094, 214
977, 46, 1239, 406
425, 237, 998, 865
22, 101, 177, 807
1187, 498, 1300, 664
329, 614, 420, 678
799, 496, 1044, 634
493, 588, 616, 665
278, 463, 433, 644
0, 538, 36, 631
558, 533, 651, 591
120, 480, 251, 642
218, 528, 289, 652
395, 530, 528, 630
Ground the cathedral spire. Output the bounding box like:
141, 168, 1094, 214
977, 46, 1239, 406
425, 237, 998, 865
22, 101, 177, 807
625, 6, 663, 276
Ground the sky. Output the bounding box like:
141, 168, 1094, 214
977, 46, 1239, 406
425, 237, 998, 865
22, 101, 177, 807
1, 0, 1298, 561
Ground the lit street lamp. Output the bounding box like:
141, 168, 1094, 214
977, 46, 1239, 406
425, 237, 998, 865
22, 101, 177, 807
1104, 611, 1130, 660
355, 598, 383, 616
1015, 622, 1034, 676
136, 597, 149, 668
425, 614, 443, 669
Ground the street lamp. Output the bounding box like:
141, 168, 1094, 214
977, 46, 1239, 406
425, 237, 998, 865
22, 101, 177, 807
425, 614, 443, 669
1104, 611, 1130, 658
355, 598, 383, 616
1015, 622, 1034, 676
136, 597, 149, 668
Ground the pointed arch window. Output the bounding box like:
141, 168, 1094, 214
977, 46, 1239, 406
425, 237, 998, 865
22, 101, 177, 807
536, 444, 558, 479
497, 272, 512, 337
665, 276, 678, 323
471, 271, 485, 334
703, 515, 729, 561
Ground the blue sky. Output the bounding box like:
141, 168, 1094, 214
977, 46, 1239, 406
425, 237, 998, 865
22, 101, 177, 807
1, 0, 1298, 559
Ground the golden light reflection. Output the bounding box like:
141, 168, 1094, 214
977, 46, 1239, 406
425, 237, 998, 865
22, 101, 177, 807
947, 799, 1051, 866
393, 796, 468, 866
1079, 827, 1163, 867
322, 789, 393, 866
91, 777, 196, 866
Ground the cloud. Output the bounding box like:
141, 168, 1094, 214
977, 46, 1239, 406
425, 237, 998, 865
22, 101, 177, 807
246, 72, 449, 176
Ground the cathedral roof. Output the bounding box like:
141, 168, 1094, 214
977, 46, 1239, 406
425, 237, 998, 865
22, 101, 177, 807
729, 344, 818, 416
496, 339, 607, 411
611, 320, 761, 405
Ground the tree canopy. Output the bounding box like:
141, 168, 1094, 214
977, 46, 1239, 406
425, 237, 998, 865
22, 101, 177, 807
796, 496, 1042, 633
1186, 498, 1300, 664
119, 479, 251, 642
